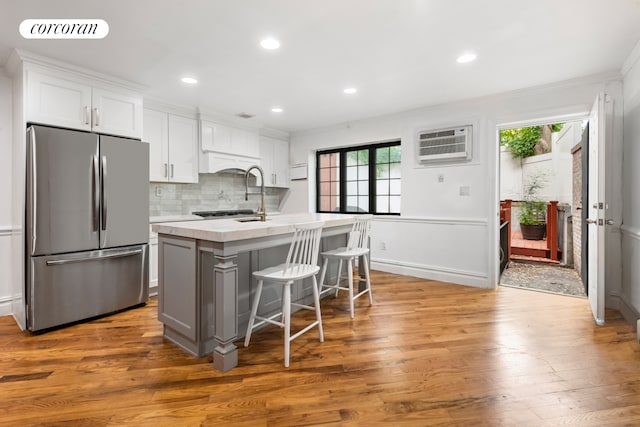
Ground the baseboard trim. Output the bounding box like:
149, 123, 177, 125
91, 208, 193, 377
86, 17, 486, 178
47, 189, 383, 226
0, 295, 13, 317
614, 292, 640, 330
371, 258, 490, 289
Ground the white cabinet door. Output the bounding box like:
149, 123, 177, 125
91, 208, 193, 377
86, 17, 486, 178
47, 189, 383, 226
143, 108, 170, 182
201, 120, 259, 158
26, 71, 92, 131
201, 120, 232, 153
272, 138, 289, 187
168, 115, 199, 183
92, 88, 143, 139
260, 136, 289, 187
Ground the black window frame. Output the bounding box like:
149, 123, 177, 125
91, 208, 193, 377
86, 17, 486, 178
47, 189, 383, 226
316, 140, 401, 215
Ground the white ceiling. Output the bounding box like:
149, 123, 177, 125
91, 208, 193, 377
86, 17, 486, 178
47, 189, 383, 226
2, 0, 640, 133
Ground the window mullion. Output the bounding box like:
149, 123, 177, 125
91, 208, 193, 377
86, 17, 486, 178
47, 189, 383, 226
340, 150, 347, 214
369, 147, 376, 214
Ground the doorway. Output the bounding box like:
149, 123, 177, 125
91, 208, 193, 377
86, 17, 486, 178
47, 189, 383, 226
498, 119, 587, 298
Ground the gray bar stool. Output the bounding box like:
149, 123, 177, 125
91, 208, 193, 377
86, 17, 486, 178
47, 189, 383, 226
244, 221, 325, 367
317, 215, 373, 318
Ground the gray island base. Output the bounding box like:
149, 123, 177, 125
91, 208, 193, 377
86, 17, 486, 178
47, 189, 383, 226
152, 213, 356, 372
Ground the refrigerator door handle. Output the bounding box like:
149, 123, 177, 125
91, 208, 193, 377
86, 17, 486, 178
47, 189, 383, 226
29, 127, 37, 254
101, 155, 108, 231
92, 155, 100, 231
45, 248, 143, 265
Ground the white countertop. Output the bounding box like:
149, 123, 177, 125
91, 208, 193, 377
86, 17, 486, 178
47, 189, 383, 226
150, 214, 204, 223
151, 213, 356, 242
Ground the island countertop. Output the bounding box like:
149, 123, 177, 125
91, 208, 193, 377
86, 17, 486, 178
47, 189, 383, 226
153, 212, 357, 372
151, 212, 357, 242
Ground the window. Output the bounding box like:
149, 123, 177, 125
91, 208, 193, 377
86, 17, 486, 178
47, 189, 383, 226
317, 141, 401, 215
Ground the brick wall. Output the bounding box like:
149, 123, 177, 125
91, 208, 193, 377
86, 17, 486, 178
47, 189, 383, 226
571, 144, 582, 277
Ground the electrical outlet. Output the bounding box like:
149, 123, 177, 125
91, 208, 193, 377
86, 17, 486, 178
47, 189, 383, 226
380, 241, 387, 251
459, 186, 470, 196
437, 174, 444, 183
155, 187, 163, 197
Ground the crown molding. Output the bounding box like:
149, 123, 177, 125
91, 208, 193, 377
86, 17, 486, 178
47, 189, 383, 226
10, 48, 146, 93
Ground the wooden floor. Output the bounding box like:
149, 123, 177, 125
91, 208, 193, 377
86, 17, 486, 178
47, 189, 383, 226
1, 271, 639, 426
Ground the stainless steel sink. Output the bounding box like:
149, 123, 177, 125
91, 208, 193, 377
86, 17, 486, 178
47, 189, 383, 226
235, 217, 269, 223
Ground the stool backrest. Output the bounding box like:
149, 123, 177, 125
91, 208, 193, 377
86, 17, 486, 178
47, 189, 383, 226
284, 221, 324, 272
347, 215, 373, 250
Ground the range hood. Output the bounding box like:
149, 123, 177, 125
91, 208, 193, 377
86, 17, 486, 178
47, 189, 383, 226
199, 151, 261, 177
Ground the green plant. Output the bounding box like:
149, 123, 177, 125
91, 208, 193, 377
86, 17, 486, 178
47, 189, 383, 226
500, 123, 564, 159
518, 171, 548, 226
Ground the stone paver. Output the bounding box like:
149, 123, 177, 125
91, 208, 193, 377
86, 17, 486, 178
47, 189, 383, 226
500, 261, 586, 297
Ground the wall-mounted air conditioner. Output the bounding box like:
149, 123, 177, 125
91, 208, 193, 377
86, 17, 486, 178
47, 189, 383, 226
417, 125, 472, 163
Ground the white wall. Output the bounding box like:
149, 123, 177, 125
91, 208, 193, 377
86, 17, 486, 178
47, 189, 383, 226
286, 73, 624, 295
500, 121, 581, 204
0, 72, 13, 315
621, 40, 640, 325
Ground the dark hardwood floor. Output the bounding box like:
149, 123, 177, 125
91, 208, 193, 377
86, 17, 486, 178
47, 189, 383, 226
1, 271, 639, 426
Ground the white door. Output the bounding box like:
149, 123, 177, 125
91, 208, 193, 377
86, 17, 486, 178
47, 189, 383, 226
587, 93, 610, 325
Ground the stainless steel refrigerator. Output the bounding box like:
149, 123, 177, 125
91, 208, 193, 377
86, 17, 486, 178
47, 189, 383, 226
26, 125, 149, 332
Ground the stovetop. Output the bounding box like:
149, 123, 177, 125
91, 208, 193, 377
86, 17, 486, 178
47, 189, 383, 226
192, 209, 255, 218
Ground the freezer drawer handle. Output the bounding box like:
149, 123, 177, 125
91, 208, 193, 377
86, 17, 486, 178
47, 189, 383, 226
46, 248, 143, 266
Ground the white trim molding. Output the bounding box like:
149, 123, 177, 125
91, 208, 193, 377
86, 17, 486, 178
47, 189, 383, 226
0, 226, 12, 237
372, 257, 489, 289
373, 215, 488, 227
0, 296, 12, 317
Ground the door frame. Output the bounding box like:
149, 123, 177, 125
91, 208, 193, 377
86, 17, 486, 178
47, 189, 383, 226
493, 112, 590, 288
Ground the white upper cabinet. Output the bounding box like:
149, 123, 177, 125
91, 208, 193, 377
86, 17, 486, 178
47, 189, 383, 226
91, 88, 143, 138
144, 108, 198, 183
144, 108, 169, 182
168, 115, 199, 183
200, 120, 260, 158
26, 70, 143, 139
260, 136, 289, 188
199, 120, 261, 173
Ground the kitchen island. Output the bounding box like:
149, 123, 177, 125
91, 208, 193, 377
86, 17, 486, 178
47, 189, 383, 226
152, 213, 356, 372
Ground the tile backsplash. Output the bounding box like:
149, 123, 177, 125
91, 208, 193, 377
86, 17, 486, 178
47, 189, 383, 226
149, 173, 288, 216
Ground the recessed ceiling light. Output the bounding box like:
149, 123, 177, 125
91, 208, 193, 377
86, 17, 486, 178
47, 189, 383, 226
343, 87, 357, 94
260, 38, 280, 50
456, 53, 477, 64
181, 77, 198, 84
271, 107, 283, 113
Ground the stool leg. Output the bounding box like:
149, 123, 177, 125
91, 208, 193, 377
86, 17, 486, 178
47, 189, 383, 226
318, 257, 329, 294
283, 282, 291, 368
312, 274, 324, 342
334, 259, 343, 298
347, 258, 355, 318
363, 254, 373, 305
244, 279, 264, 347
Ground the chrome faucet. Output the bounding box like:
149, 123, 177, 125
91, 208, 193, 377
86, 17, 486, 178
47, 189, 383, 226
244, 165, 266, 221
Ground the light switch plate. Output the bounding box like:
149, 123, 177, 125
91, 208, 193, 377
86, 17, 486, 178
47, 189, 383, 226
459, 186, 470, 196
